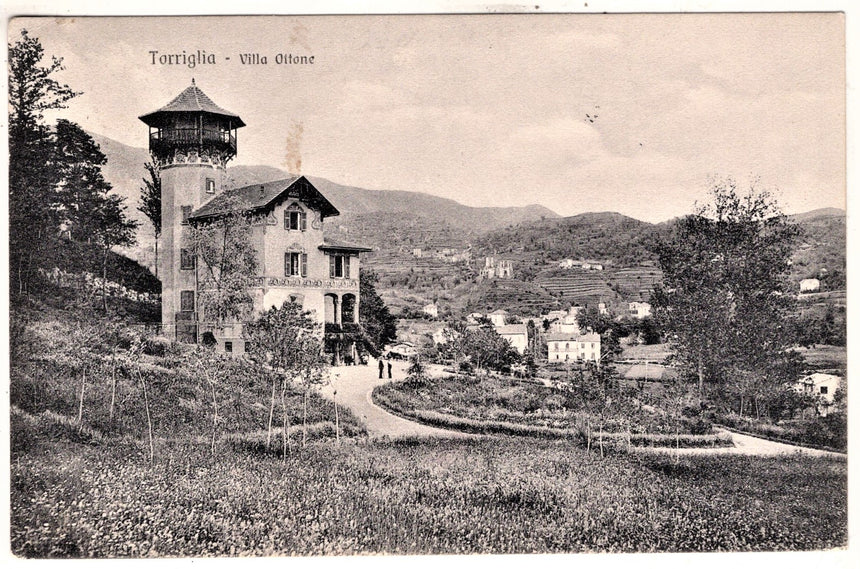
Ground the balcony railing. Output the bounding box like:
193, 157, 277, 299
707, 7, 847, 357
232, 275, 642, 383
149, 127, 236, 156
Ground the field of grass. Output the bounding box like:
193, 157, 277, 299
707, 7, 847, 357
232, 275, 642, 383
11, 424, 846, 556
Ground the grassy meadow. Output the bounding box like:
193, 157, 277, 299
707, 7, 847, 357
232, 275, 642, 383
11, 423, 847, 557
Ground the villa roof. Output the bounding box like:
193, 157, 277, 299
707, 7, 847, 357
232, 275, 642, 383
189, 176, 340, 221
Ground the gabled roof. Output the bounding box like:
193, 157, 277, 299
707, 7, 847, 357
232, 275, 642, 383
189, 176, 339, 221
139, 80, 246, 127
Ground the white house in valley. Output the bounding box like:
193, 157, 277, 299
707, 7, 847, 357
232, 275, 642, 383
496, 324, 528, 354
547, 332, 601, 365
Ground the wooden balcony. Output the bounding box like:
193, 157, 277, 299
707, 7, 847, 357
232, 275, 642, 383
149, 127, 237, 158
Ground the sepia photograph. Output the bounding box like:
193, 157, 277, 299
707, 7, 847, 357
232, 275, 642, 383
5, 6, 850, 560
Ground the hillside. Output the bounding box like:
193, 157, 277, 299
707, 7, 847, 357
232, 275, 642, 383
474, 211, 663, 273
91, 132, 558, 270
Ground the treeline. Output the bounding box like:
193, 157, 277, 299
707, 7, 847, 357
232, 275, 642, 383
9, 29, 140, 302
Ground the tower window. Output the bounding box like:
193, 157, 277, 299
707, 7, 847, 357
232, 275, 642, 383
285, 252, 308, 277
180, 290, 195, 312
329, 254, 350, 279
224, 341, 233, 353
181, 205, 192, 224
820, 386, 829, 395
285, 203, 307, 231
180, 248, 195, 270
206, 178, 216, 194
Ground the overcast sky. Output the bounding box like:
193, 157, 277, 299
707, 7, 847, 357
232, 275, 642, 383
13, 14, 845, 222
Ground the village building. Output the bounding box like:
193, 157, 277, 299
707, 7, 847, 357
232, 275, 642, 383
488, 309, 509, 327
795, 373, 842, 416
385, 341, 419, 360
480, 256, 514, 279
422, 303, 439, 318
628, 301, 652, 319
799, 278, 821, 293
140, 81, 370, 359
547, 332, 601, 365
496, 324, 528, 354
466, 312, 484, 324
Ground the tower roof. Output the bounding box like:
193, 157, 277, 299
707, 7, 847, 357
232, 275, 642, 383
139, 80, 246, 127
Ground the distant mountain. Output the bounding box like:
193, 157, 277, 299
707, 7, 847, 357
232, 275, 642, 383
789, 207, 845, 223
474, 211, 662, 270
789, 208, 845, 289
89, 130, 844, 294
90, 132, 559, 262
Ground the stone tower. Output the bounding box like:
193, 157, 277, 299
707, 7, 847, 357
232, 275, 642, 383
139, 80, 245, 341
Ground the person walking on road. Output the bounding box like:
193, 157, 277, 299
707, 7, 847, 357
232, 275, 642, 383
378, 358, 385, 379
387, 360, 393, 379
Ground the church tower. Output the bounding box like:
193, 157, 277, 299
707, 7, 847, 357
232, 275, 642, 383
139, 80, 245, 341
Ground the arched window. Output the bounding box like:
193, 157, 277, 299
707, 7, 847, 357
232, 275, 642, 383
285, 203, 307, 231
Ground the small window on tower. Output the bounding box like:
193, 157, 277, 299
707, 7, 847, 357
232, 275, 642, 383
181, 205, 192, 224
206, 178, 216, 194
224, 341, 233, 353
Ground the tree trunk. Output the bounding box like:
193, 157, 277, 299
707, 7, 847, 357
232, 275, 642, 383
280, 380, 292, 461
102, 246, 109, 313
697, 358, 704, 397
302, 387, 309, 448
77, 367, 86, 427
154, 238, 158, 279
109, 355, 117, 428
334, 390, 340, 444
138, 367, 155, 465
266, 376, 277, 450
210, 379, 219, 456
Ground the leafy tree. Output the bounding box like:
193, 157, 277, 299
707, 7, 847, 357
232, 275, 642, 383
461, 326, 519, 374
243, 302, 326, 455
188, 195, 259, 327
54, 120, 139, 310
358, 270, 397, 354
138, 162, 162, 278
575, 306, 614, 335
8, 28, 78, 294
652, 177, 803, 404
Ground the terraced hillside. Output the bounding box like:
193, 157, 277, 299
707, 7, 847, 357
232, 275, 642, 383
609, 266, 664, 299
461, 279, 563, 316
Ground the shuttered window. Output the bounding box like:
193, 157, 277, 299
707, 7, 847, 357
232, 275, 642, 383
285, 252, 307, 277
180, 290, 195, 312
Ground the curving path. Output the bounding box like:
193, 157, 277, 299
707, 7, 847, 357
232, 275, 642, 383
628, 427, 846, 458
321, 360, 844, 457
319, 358, 474, 439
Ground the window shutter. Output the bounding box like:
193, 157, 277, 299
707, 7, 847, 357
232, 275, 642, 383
285, 252, 290, 276
344, 255, 351, 279
301, 253, 308, 277
284, 211, 289, 230
329, 255, 336, 278
300, 212, 307, 231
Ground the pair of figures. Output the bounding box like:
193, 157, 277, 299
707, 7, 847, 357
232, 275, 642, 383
378, 358, 392, 379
